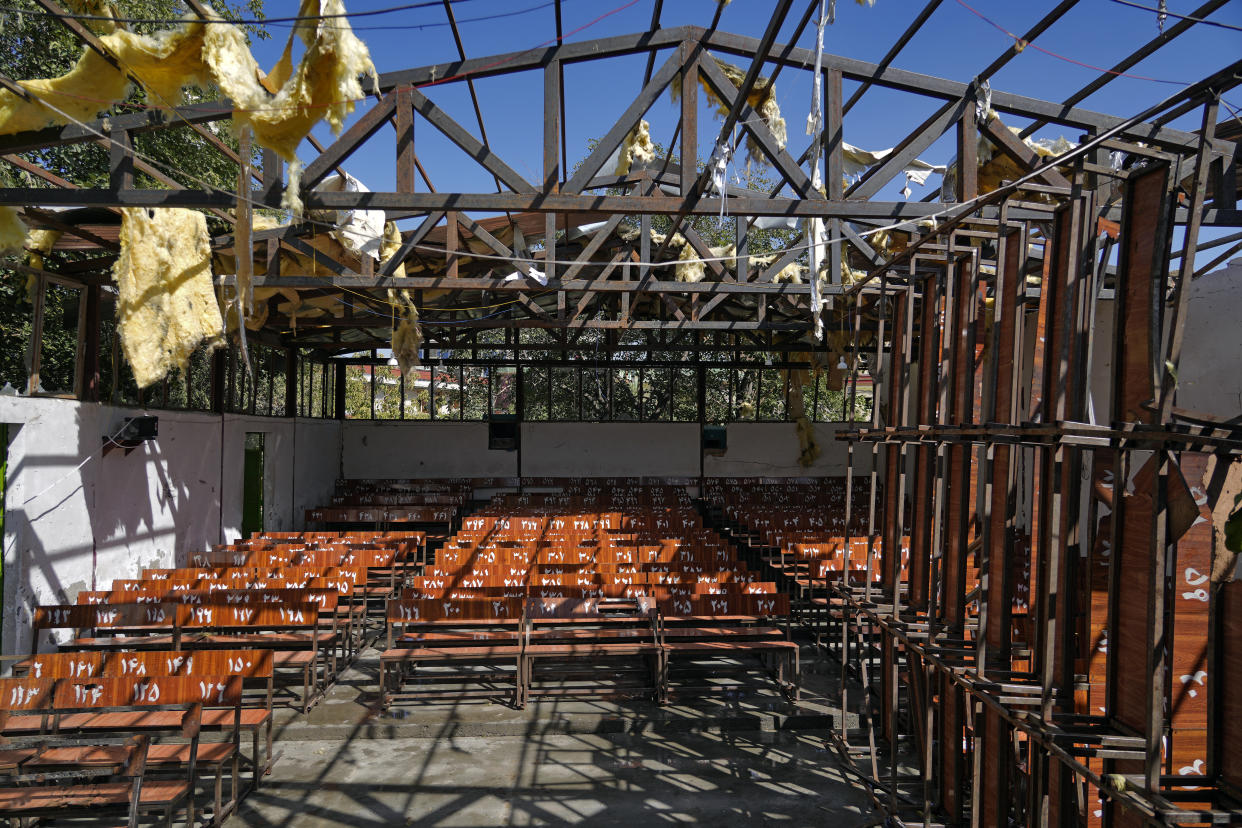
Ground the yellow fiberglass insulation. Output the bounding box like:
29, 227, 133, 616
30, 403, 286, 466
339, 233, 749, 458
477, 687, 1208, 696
940, 112, 1074, 202
616, 119, 656, 176
0, 207, 26, 254
23, 227, 63, 299
785, 369, 819, 467
0, 0, 376, 177
218, 0, 378, 162
25, 228, 62, 268
114, 208, 224, 389
675, 57, 786, 165
67, 0, 120, 34
675, 243, 735, 283
380, 221, 406, 278
772, 263, 804, 284
389, 289, 422, 376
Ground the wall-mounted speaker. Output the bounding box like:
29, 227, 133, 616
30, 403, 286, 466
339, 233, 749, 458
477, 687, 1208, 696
702, 424, 727, 455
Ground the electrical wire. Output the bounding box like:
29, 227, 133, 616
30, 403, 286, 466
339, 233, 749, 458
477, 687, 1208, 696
21, 420, 131, 507
272, 0, 560, 32
12, 0, 625, 317
13, 53, 854, 280
955, 0, 1184, 85
23, 88, 539, 317
954, 0, 1242, 123
1104, 0, 1242, 33
0, 0, 487, 26
0, 0, 634, 126
16, 74, 1216, 307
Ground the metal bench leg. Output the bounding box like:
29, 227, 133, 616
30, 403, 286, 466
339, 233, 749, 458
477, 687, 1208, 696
214, 763, 224, 827
252, 729, 262, 787
379, 659, 388, 710
659, 650, 669, 705
515, 656, 528, 709
791, 649, 801, 701
233, 748, 242, 802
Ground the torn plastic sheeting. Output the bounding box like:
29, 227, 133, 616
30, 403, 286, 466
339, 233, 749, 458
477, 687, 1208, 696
752, 215, 802, 231
567, 221, 609, 240
708, 140, 733, 219
842, 142, 945, 198
503, 267, 549, 287
114, 207, 224, 389
310, 171, 385, 260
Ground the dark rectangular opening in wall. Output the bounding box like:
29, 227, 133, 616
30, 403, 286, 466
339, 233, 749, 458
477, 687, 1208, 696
488, 417, 519, 451
702, 424, 727, 455
242, 432, 264, 539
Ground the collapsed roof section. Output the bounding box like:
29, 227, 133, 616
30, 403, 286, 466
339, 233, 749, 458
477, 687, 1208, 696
0, 1, 1237, 383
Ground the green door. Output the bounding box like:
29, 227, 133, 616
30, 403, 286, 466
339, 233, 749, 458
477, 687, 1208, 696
242, 432, 264, 539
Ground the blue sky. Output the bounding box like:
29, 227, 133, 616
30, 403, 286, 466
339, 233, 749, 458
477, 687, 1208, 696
248, 0, 1241, 239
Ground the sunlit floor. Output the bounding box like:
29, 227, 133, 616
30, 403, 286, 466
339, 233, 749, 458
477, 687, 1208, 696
228, 646, 876, 827
231, 730, 874, 827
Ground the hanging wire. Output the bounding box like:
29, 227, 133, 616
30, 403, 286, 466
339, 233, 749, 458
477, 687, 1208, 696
1105, 0, 1242, 33
0, 0, 489, 27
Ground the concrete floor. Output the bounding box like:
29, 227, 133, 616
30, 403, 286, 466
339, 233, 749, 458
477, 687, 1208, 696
226, 645, 879, 827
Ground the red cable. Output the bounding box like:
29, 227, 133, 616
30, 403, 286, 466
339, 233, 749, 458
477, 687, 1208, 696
954, 0, 1186, 87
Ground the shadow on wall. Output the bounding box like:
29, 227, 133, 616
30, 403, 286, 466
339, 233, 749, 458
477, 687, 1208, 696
4, 405, 224, 654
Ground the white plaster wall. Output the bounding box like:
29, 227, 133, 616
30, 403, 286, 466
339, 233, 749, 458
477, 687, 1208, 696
293, 419, 343, 523
522, 423, 700, 478
0, 397, 341, 655
1178, 260, 1242, 419
704, 422, 873, 477
341, 421, 516, 479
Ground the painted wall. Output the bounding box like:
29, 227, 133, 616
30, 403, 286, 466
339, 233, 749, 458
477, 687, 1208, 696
704, 422, 875, 477
0, 396, 341, 655
339, 420, 865, 480
341, 421, 517, 479
521, 423, 700, 478
1178, 260, 1242, 419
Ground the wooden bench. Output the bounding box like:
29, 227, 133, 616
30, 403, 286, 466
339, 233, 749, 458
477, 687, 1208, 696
38, 601, 335, 713
14, 649, 273, 796
521, 597, 661, 706
657, 594, 799, 702
0, 674, 245, 826
379, 597, 526, 707
0, 733, 178, 828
